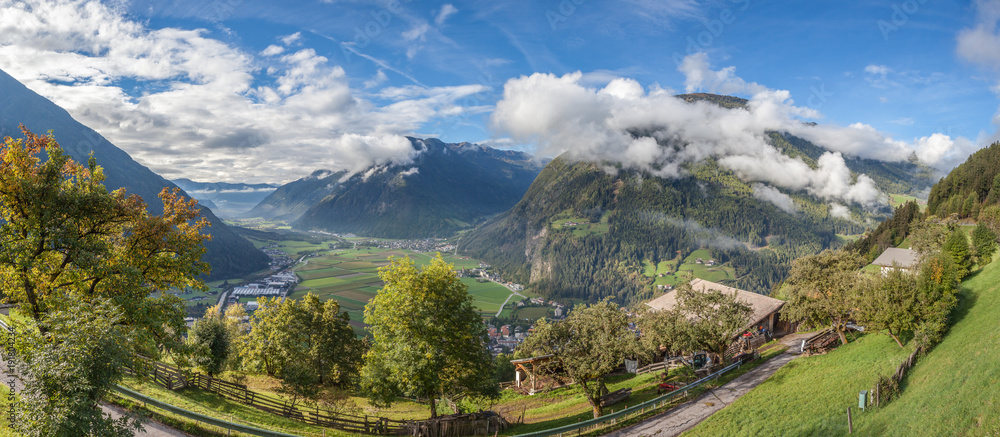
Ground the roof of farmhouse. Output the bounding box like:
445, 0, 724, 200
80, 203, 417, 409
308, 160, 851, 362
871, 247, 918, 269
646, 279, 785, 329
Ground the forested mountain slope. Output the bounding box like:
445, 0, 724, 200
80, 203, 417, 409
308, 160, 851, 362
927, 141, 1000, 218
460, 94, 934, 302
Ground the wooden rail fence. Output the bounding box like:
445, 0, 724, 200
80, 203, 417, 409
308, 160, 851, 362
129, 357, 507, 436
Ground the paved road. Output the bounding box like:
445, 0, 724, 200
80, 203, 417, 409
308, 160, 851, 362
605, 333, 813, 437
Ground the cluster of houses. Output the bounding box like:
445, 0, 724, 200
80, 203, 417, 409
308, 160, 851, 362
456, 265, 525, 291
487, 324, 530, 354
355, 238, 456, 253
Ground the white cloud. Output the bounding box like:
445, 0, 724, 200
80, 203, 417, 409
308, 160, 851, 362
863, 64, 896, 88
957, 0, 1000, 148
829, 203, 851, 220
261, 45, 284, 56
752, 183, 797, 214
0, 0, 484, 183
279, 32, 302, 46
490, 54, 957, 208
364, 69, 388, 89
435, 4, 458, 27
679, 52, 769, 96
864, 65, 891, 76
890, 117, 914, 126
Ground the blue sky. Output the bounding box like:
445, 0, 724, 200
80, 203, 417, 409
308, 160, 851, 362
0, 0, 998, 186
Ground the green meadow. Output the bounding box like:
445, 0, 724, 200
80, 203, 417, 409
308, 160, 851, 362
282, 245, 532, 330
642, 248, 736, 287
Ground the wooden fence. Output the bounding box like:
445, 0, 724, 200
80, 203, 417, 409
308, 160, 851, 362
870, 346, 921, 408
130, 358, 508, 436
402, 413, 508, 437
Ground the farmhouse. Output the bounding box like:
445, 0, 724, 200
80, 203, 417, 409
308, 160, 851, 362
645, 278, 788, 334
871, 247, 919, 274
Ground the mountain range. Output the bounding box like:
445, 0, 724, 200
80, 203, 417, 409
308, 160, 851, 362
250, 138, 544, 238
0, 68, 269, 280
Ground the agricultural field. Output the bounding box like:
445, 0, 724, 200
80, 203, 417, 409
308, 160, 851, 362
550, 212, 611, 237
282, 245, 532, 331
641, 248, 736, 287
888, 193, 927, 209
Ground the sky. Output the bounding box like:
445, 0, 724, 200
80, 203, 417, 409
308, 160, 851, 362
1, 0, 999, 191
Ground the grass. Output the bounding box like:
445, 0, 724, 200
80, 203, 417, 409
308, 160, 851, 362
514, 307, 551, 320
687, 258, 1000, 436
855, 260, 1000, 435
641, 249, 736, 286
117, 377, 333, 436
549, 213, 610, 238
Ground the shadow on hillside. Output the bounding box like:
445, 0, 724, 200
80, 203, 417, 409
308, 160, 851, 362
948, 285, 978, 328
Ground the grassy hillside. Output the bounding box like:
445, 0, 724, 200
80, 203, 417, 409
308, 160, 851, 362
859, 258, 1000, 435
687, 256, 1000, 436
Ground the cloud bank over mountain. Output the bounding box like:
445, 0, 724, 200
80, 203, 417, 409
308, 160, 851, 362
491, 53, 973, 209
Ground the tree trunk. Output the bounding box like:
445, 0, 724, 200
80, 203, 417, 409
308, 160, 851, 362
888, 328, 904, 348
836, 327, 848, 345
579, 380, 603, 418
590, 399, 602, 419
430, 396, 437, 419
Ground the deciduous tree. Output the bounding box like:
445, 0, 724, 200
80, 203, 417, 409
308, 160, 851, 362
671, 284, 753, 364
361, 255, 497, 418
189, 305, 231, 376
857, 268, 919, 348
518, 300, 636, 419
0, 127, 209, 434
783, 249, 864, 345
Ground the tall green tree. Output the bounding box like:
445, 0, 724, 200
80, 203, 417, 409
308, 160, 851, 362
0, 127, 209, 435
13, 297, 140, 436
361, 255, 497, 418
783, 250, 864, 345
913, 252, 961, 349
239, 294, 362, 390
942, 228, 972, 278
189, 305, 232, 376
857, 268, 919, 348
971, 223, 997, 266
518, 300, 636, 418
634, 305, 683, 362
239, 297, 285, 376
979, 204, 1000, 235
908, 220, 952, 261
671, 284, 753, 364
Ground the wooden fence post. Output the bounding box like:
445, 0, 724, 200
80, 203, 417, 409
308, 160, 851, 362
847, 407, 853, 434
